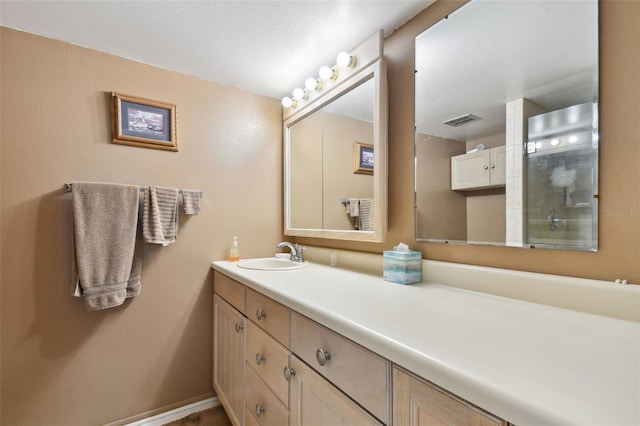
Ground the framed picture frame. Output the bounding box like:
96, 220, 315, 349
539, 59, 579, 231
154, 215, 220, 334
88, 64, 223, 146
353, 142, 374, 175
111, 92, 178, 151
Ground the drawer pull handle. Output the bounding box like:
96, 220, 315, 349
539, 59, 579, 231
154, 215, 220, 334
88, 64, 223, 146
234, 323, 244, 333
316, 348, 331, 366
255, 405, 265, 417
283, 366, 296, 381
255, 353, 266, 365
256, 309, 267, 320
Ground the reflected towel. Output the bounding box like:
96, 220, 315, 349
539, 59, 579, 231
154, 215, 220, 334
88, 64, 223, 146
71, 182, 142, 311
143, 186, 179, 245
358, 198, 374, 231
346, 198, 360, 217
181, 189, 201, 215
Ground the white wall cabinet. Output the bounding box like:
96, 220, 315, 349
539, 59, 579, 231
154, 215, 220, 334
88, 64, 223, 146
451, 146, 506, 190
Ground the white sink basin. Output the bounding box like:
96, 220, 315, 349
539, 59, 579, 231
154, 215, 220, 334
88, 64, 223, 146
237, 257, 309, 271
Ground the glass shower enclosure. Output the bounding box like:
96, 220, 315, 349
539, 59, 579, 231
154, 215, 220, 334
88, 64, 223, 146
525, 102, 598, 250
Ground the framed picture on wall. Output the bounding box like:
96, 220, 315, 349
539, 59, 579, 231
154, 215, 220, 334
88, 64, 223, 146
353, 142, 374, 175
111, 92, 178, 151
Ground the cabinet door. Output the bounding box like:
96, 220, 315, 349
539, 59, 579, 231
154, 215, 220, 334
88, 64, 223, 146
214, 294, 246, 426
289, 356, 383, 426
451, 150, 491, 190
489, 145, 506, 186
393, 367, 506, 426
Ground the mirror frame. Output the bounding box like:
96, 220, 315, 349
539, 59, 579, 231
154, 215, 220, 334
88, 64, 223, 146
283, 31, 388, 242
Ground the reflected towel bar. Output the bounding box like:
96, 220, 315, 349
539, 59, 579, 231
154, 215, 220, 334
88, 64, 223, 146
64, 183, 203, 198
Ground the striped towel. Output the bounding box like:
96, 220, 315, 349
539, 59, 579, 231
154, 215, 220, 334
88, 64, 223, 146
358, 198, 374, 231
181, 189, 201, 215
143, 186, 179, 246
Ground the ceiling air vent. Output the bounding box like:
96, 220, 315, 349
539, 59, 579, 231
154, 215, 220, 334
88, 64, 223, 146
442, 113, 482, 127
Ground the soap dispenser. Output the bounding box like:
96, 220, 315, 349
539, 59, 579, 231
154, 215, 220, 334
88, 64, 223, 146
229, 236, 240, 262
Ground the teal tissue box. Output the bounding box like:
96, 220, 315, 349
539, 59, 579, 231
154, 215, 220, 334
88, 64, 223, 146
383, 250, 422, 284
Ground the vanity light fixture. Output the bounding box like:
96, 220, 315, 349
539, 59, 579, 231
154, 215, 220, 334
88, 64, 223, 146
281, 96, 297, 109
293, 87, 309, 100
319, 65, 338, 80
305, 77, 322, 92
282, 50, 357, 110
336, 52, 357, 68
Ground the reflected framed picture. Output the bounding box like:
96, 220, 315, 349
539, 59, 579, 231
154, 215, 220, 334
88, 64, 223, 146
111, 92, 178, 151
353, 142, 374, 175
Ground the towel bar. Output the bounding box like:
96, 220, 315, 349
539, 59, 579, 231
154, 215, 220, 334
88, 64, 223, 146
64, 183, 203, 198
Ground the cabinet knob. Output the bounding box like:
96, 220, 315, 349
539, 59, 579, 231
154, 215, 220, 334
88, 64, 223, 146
256, 309, 267, 320
234, 323, 244, 333
255, 405, 265, 417
490, 164, 496, 169
255, 353, 266, 365
483, 165, 489, 170
283, 366, 296, 381
316, 348, 331, 366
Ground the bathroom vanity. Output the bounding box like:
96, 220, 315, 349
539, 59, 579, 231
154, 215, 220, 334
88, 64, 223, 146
211, 259, 639, 426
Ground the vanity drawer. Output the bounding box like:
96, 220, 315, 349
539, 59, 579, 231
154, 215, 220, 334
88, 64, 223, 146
214, 271, 245, 312
246, 288, 290, 347
246, 320, 290, 405
290, 312, 391, 424
246, 365, 289, 426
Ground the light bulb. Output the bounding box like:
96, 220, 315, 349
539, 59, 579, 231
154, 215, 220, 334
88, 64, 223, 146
305, 77, 322, 91
281, 96, 296, 108
319, 65, 337, 80
293, 87, 308, 100
337, 52, 356, 68
568, 135, 578, 143
550, 139, 560, 146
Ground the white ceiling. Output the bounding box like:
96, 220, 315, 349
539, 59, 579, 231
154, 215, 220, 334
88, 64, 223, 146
0, 0, 432, 100
415, 0, 598, 142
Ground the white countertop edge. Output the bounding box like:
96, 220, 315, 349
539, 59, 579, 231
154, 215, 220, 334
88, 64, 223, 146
211, 260, 639, 426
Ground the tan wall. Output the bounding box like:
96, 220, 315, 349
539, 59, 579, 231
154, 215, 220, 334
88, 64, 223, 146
296, 0, 640, 284
0, 27, 283, 425
290, 110, 373, 230
465, 133, 506, 244
322, 112, 373, 229
415, 132, 466, 240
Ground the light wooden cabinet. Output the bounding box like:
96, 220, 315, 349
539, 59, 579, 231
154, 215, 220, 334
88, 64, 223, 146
214, 271, 508, 426
291, 312, 391, 424
289, 355, 384, 426
213, 294, 246, 426
393, 367, 507, 426
451, 146, 506, 190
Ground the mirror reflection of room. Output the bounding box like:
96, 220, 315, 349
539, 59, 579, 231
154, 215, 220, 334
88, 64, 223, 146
289, 78, 374, 231
414, 0, 598, 251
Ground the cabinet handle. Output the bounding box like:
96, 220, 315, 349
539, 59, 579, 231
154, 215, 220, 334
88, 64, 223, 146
255, 405, 265, 417
316, 348, 331, 366
283, 366, 296, 381
255, 353, 266, 365
490, 164, 496, 169
483, 165, 489, 170
256, 309, 267, 320
234, 323, 244, 333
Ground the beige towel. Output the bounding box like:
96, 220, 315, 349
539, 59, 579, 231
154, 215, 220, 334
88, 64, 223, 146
346, 198, 360, 217
71, 182, 142, 311
358, 198, 374, 231
143, 186, 179, 245
181, 189, 201, 215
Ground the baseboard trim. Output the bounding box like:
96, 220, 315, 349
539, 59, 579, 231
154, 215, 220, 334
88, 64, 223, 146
104, 393, 218, 426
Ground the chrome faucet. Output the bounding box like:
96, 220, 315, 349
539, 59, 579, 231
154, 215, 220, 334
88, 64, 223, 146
276, 242, 305, 262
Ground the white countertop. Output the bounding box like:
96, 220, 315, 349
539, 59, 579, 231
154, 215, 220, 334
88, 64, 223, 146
211, 260, 640, 426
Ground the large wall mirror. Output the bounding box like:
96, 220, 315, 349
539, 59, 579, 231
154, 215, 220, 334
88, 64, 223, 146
284, 32, 388, 242
415, 0, 599, 251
